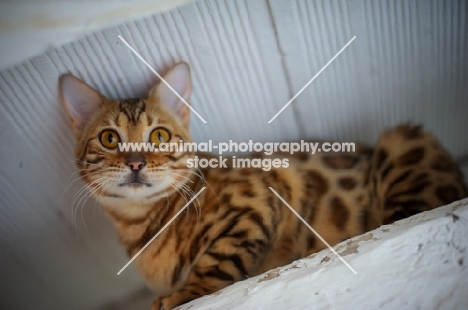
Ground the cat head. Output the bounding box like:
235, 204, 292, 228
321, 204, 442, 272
60, 62, 195, 206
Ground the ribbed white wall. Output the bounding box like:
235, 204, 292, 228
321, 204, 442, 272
0, 1, 466, 309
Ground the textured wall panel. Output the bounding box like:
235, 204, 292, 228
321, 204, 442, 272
0, 0, 193, 70
270, 0, 468, 157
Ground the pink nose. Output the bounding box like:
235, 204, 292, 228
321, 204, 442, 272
126, 161, 145, 171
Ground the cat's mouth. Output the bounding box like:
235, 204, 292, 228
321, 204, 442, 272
119, 180, 151, 188
119, 173, 151, 188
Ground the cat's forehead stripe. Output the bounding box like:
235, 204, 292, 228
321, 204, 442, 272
119, 98, 146, 124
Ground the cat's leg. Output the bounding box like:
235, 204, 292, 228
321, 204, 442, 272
150, 213, 272, 309
150, 259, 243, 309
368, 124, 467, 225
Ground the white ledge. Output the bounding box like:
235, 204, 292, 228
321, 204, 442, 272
181, 199, 468, 309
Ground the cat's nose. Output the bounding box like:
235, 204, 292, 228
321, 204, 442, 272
126, 160, 146, 171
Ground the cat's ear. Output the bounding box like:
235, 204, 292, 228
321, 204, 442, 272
149, 62, 192, 127
59, 74, 104, 139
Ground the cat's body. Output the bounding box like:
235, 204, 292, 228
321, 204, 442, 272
60, 63, 467, 310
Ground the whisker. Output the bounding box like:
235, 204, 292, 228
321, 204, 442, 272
179, 181, 201, 222
163, 171, 194, 184
76, 177, 113, 238
72, 176, 108, 235
170, 178, 202, 225
62, 169, 113, 201
68, 157, 113, 168
159, 176, 192, 228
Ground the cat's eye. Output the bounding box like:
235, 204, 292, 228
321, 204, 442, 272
100, 130, 120, 149
149, 127, 171, 146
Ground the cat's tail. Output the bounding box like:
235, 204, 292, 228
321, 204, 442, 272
367, 124, 467, 226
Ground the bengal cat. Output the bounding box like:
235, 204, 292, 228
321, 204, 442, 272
59, 63, 467, 309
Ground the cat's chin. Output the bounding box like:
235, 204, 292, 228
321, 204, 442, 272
97, 182, 172, 206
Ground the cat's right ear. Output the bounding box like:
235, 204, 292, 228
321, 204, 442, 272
59, 74, 104, 139
148, 62, 192, 127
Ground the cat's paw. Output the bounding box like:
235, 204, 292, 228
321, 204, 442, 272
150, 296, 170, 310
150, 296, 177, 310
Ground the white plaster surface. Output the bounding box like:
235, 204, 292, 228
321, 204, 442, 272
180, 199, 468, 310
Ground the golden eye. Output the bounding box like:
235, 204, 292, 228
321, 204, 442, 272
100, 130, 120, 149
149, 127, 171, 146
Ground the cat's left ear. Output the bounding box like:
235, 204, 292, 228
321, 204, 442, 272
59, 74, 104, 139
149, 62, 192, 127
